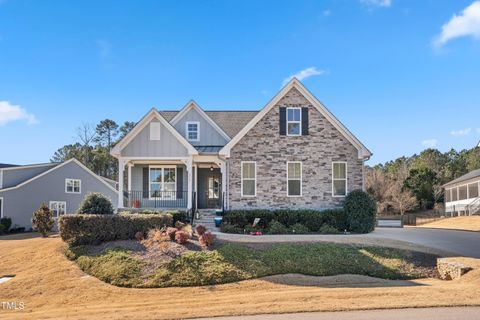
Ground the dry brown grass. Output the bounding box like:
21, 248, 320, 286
1, 233, 480, 320
419, 216, 480, 232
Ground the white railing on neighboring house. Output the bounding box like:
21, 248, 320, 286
446, 197, 480, 216
467, 197, 480, 216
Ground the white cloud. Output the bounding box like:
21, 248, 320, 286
451, 128, 472, 136
96, 40, 112, 58
433, 1, 480, 47
422, 139, 438, 148
282, 67, 326, 86
360, 0, 392, 8
322, 10, 331, 17
0, 101, 37, 126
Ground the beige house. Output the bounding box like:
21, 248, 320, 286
110, 78, 372, 214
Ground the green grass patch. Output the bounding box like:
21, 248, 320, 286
68, 242, 435, 288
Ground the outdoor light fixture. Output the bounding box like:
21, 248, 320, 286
210, 165, 214, 171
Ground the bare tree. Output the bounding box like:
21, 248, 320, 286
76, 123, 96, 164
387, 182, 417, 215
365, 167, 393, 214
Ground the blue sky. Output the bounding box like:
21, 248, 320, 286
1, 0, 480, 165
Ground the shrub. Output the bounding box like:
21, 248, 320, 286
199, 231, 215, 247
166, 227, 178, 241
142, 228, 169, 249
344, 189, 376, 233
322, 209, 347, 231
77, 193, 114, 215
267, 220, 287, 234
175, 221, 185, 229
171, 211, 187, 223
0, 217, 12, 232
175, 230, 190, 244
288, 223, 309, 234
0, 224, 4, 234
134, 231, 144, 241
59, 214, 173, 246
32, 202, 55, 237
318, 224, 340, 234
195, 225, 207, 236
219, 223, 242, 234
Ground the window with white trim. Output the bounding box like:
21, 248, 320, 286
287, 107, 301, 136
332, 162, 347, 197
287, 162, 302, 196
241, 162, 256, 197
49, 201, 66, 219
186, 121, 200, 141
150, 122, 161, 140
149, 166, 176, 199
65, 179, 81, 193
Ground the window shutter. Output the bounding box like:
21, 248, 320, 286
142, 167, 149, 199
301, 107, 309, 135
279, 107, 286, 135
177, 167, 183, 199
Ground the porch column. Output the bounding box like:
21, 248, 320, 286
127, 162, 133, 207
219, 160, 227, 210
118, 158, 126, 209
187, 157, 193, 210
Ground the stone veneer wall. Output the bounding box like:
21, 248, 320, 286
227, 87, 364, 210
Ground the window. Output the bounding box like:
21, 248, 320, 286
332, 162, 347, 197
150, 122, 161, 140
49, 201, 66, 219
469, 183, 479, 199
186, 121, 200, 141
65, 179, 81, 193
0, 197, 3, 218
445, 189, 451, 202
149, 166, 176, 199
459, 185, 468, 200
451, 187, 458, 201
241, 162, 256, 197
287, 162, 302, 196
287, 107, 301, 136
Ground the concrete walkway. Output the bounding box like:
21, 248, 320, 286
199, 307, 480, 320
214, 227, 480, 258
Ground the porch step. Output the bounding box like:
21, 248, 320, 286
193, 209, 220, 232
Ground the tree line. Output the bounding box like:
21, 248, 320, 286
366, 147, 480, 215
51, 119, 135, 180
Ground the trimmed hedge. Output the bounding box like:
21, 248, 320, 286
59, 214, 173, 246
222, 208, 346, 233
120, 209, 187, 223
344, 190, 376, 233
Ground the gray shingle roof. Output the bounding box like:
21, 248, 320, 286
0, 163, 18, 169
159, 110, 258, 139
444, 169, 480, 187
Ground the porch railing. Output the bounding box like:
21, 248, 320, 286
123, 190, 188, 209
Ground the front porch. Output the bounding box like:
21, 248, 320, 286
118, 156, 226, 211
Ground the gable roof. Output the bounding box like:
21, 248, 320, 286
160, 110, 258, 138
110, 108, 198, 157
0, 163, 18, 169
0, 158, 118, 193
443, 169, 480, 188
0, 162, 58, 171
169, 101, 231, 141
219, 78, 372, 160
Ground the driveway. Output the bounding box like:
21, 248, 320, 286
202, 307, 480, 320
366, 227, 480, 258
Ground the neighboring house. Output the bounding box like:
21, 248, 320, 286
0, 158, 118, 229
444, 169, 480, 216
110, 78, 372, 213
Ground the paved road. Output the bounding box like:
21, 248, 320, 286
202, 307, 480, 320
366, 227, 480, 258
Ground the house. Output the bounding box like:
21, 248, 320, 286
0, 158, 118, 229
444, 169, 480, 216
110, 78, 372, 214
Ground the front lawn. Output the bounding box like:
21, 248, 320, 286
66, 241, 438, 288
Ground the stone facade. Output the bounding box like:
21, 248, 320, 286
227, 87, 364, 210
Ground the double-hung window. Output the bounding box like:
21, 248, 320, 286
332, 162, 347, 197
149, 166, 176, 199
287, 107, 301, 136
186, 121, 200, 141
49, 201, 66, 219
65, 179, 81, 193
241, 162, 256, 197
287, 162, 302, 196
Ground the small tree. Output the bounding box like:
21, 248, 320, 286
344, 190, 376, 233
387, 183, 417, 215
77, 192, 114, 215
32, 203, 55, 237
